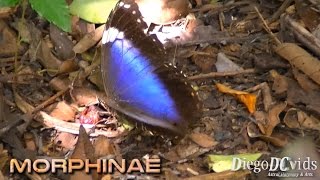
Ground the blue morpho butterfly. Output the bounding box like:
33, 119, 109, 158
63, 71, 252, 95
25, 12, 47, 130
101, 0, 199, 134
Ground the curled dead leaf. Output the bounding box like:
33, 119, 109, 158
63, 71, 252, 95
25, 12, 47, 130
73, 25, 105, 54
37, 40, 62, 76
259, 132, 288, 147
49, 76, 71, 91
50, 101, 76, 122
270, 70, 288, 94
275, 43, 320, 85
189, 132, 218, 148
284, 108, 320, 131
292, 68, 320, 92
253, 111, 267, 135
247, 122, 288, 147
251, 88, 286, 136
70, 125, 97, 180
216, 83, 257, 113
70, 88, 100, 106
94, 136, 117, 158
265, 102, 287, 136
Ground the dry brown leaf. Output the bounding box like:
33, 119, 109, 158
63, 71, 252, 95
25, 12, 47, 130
93, 136, 117, 158
71, 88, 100, 106
49, 24, 75, 60
37, 40, 62, 76
271, 70, 320, 115
284, 108, 320, 131
0, 20, 23, 57
216, 52, 243, 72
192, 46, 216, 73
24, 133, 36, 151
50, 101, 76, 121
247, 122, 262, 138
54, 132, 77, 150
265, 102, 287, 136
292, 68, 320, 92
270, 70, 288, 94
189, 132, 218, 148
247, 121, 288, 147
73, 25, 105, 54
71, 126, 95, 159
176, 143, 200, 159
259, 133, 288, 147
255, 82, 273, 112
0, 7, 16, 18
253, 111, 267, 135
164, 141, 203, 161
295, 0, 320, 31
70, 125, 97, 180
163, 148, 180, 162
275, 43, 320, 85
88, 69, 104, 91
49, 76, 71, 91
216, 83, 257, 113
58, 59, 79, 74
300, 115, 320, 130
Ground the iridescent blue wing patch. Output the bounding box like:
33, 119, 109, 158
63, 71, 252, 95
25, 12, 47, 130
101, 0, 199, 133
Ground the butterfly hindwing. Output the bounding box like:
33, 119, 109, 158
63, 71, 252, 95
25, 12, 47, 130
101, 0, 199, 133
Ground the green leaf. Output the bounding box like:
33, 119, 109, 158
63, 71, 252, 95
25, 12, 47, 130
70, 0, 118, 24
29, 0, 71, 32
208, 153, 262, 172
0, 0, 20, 7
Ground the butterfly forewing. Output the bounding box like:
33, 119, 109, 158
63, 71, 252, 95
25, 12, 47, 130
101, 0, 199, 133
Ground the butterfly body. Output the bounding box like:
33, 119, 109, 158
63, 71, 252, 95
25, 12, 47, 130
101, 0, 199, 134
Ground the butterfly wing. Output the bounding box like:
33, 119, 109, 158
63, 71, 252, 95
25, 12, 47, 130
101, 0, 199, 133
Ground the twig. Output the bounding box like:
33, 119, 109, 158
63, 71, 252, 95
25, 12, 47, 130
254, 6, 282, 45
30, 87, 69, 115
284, 15, 320, 58
219, 12, 225, 31
38, 111, 123, 137
188, 69, 255, 80
176, 33, 266, 47
269, 0, 294, 23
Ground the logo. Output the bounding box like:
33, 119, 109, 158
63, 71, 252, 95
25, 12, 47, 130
231, 157, 317, 177
10, 158, 161, 174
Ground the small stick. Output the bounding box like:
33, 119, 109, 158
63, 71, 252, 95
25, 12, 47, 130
219, 12, 225, 31
188, 68, 255, 80
38, 111, 123, 137
254, 6, 282, 45
30, 87, 69, 115
284, 15, 320, 58
176, 33, 266, 47
269, 0, 293, 23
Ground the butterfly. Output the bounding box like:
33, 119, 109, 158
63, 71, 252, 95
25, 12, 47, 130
101, 0, 199, 134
